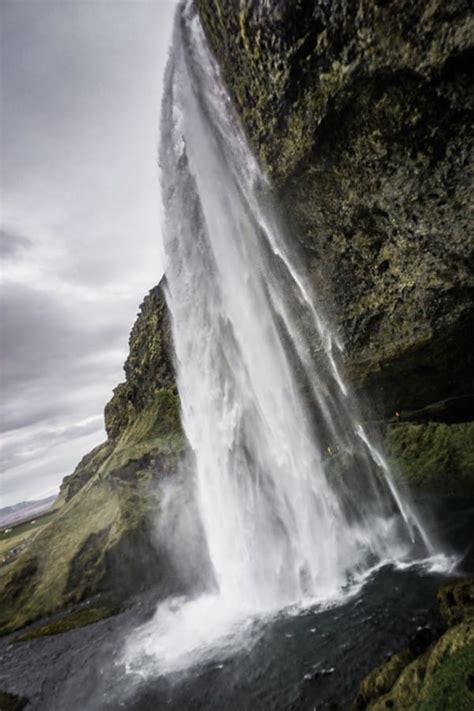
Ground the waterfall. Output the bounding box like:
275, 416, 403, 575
124, 3, 439, 674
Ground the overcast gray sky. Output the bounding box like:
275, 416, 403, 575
1, 0, 177, 506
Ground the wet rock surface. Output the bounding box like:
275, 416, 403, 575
197, 0, 474, 417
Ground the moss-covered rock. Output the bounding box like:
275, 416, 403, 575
197, 0, 474, 418
362, 625, 474, 710
58, 441, 113, 504
383, 421, 474, 494
437, 578, 474, 627
353, 578, 474, 709
104, 282, 175, 440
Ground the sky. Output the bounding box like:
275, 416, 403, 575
1, 0, 178, 507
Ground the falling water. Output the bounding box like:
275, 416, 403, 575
125, 3, 441, 674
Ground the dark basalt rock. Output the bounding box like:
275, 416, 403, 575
408, 626, 434, 656
196, 0, 474, 418
12, 605, 122, 643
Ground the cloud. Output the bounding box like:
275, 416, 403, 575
0, 415, 104, 472
1, 280, 126, 397
0, 1, 177, 506
1, 428, 107, 506
0, 229, 32, 259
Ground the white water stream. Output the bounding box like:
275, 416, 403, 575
124, 3, 445, 676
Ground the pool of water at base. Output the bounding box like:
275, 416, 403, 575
0, 495, 472, 711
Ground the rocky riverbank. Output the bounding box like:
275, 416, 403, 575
353, 577, 474, 709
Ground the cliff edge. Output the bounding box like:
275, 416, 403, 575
0, 283, 188, 633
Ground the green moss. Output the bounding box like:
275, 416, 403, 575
58, 441, 113, 504
384, 422, 474, 493
119, 389, 182, 445
0, 479, 120, 634
414, 642, 474, 711
358, 621, 474, 709
103, 388, 185, 476
353, 579, 474, 709
13, 605, 121, 642
437, 579, 474, 627
356, 648, 415, 707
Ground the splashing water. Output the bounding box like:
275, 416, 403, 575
124, 3, 447, 676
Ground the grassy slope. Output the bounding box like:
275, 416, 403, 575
0, 389, 184, 635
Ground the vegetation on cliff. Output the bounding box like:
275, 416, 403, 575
353, 578, 474, 709
104, 280, 175, 440
0, 283, 185, 634
385, 421, 474, 493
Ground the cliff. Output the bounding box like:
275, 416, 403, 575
197, 0, 473, 418
0, 284, 188, 633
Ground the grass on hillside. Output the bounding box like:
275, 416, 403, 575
0, 512, 56, 563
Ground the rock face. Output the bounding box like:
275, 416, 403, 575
384, 420, 474, 493
197, 0, 474, 418
0, 284, 194, 634
103, 281, 175, 440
